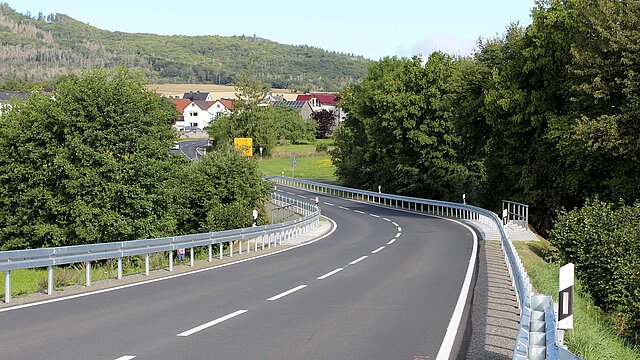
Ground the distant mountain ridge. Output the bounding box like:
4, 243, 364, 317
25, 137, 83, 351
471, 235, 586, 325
0, 3, 371, 90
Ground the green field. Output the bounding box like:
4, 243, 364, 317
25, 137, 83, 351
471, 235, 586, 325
257, 139, 337, 180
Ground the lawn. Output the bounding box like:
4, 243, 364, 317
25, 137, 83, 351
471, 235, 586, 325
256, 139, 338, 180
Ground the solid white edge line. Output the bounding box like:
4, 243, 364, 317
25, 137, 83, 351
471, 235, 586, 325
349, 256, 368, 265
369, 214, 380, 218
0, 216, 338, 313
395, 232, 401, 238
434, 223, 478, 359
371, 246, 385, 254
387, 239, 396, 245
115, 356, 136, 360
317, 267, 344, 280
177, 309, 247, 337
267, 285, 307, 301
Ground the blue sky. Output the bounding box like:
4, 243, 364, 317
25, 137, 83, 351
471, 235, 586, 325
7, 0, 535, 60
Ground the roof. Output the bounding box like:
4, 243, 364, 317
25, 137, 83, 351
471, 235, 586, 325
295, 93, 339, 106
171, 98, 191, 113
218, 99, 233, 109
192, 100, 213, 111
182, 91, 210, 101
273, 100, 308, 109
0, 91, 31, 101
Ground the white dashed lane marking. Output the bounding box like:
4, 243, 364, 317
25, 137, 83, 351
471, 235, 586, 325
397, 227, 402, 232
317, 268, 344, 280
338, 206, 349, 210
354, 210, 365, 214
115, 356, 136, 360
383, 217, 391, 222
267, 285, 307, 301
395, 233, 401, 238
177, 310, 248, 337
392, 222, 399, 227
298, 195, 307, 199
324, 202, 335, 206
387, 239, 396, 245
349, 256, 368, 265
371, 246, 385, 254
369, 214, 380, 218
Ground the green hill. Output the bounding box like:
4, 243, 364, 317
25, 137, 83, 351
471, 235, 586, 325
0, 3, 371, 90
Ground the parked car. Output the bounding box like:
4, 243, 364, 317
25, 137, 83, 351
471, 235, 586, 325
171, 142, 180, 150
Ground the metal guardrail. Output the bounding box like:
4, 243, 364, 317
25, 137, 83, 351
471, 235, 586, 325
1, 193, 320, 303
503, 200, 529, 229
268, 176, 578, 360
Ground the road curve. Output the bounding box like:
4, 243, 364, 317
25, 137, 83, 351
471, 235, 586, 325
0, 186, 476, 360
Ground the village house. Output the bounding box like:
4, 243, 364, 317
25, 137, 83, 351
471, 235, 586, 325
171, 97, 233, 131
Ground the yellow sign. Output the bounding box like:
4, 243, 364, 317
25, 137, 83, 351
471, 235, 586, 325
234, 137, 253, 157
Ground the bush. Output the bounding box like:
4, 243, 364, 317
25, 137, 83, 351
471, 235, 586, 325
550, 199, 640, 341
316, 143, 329, 153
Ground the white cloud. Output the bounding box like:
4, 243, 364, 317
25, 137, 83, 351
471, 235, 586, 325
409, 34, 478, 58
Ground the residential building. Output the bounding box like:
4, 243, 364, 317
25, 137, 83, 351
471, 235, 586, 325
182, 91, 212, 102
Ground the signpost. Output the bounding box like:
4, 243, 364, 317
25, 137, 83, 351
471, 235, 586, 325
234, 138, 253, 157
291, 155, 297, 178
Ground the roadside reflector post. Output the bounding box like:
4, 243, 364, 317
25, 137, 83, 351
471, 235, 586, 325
47, 265, 54, 295
190, 248, 194, 267
558, 263, 574, 346
85, 261, 91, 286
4, 270, 10, 303
117, 257, 123, 280
145, 254, 150, 276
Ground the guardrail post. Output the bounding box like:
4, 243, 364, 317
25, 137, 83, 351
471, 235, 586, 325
47, 265, 54, 295
117, 257, 123, 280
145, 254, 150, 276
190, 248, 194, 267
169, 251, 174, 272
4, 270, 10, 303
85, 261, 91, 286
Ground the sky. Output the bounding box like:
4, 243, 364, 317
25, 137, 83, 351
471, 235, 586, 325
7, 0, 536, 60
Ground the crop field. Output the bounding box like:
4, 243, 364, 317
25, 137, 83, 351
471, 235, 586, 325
146, 84, 299, 100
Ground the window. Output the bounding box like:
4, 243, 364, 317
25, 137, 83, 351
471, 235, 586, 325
189, 112, 198, 117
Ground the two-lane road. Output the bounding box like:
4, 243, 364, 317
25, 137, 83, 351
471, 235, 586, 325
0, 186, 476, 360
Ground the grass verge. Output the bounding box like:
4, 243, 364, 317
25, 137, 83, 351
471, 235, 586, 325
515, 239, 640, 360
257, 154, 336, 180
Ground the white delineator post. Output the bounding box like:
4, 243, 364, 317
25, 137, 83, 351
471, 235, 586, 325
558, 263, 574, 346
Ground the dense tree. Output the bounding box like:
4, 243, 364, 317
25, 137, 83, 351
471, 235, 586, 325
333, 54, 478, 200
173, 147, 270, 234
0, 67, 181, 250
312, 109, 336, 138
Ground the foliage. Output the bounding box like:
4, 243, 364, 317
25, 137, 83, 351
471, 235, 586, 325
173, 147, 270, 234
208, 71, 315, 154
549, 199, 640, 342
0, 4, 370, 90
0, 67, 180, 250
312, 109, 336, 138
315, 142, 328, 153
332, 54, 479, 201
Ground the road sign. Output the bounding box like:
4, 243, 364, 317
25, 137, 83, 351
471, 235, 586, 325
234, 138, 253, 157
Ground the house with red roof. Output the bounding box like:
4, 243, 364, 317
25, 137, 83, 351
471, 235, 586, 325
295, 93, 345, 124
171, 97, 234, 131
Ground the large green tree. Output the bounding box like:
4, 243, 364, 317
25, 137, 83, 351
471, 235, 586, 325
0, 67, 180, 250
333, 54, 477, 200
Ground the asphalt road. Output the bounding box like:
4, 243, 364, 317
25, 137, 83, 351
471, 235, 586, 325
173, 139, 209, 159
0, 186, 476, 360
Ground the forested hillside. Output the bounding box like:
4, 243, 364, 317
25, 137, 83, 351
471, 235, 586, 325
0, 3, 370, 90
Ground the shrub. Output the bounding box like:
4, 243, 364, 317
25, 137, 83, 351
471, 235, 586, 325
550, 199, 640, 341
316, 143, 329, 153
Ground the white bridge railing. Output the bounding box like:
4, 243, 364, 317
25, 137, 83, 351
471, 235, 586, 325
269, 176, 579, 360
1, 193, 320, 303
